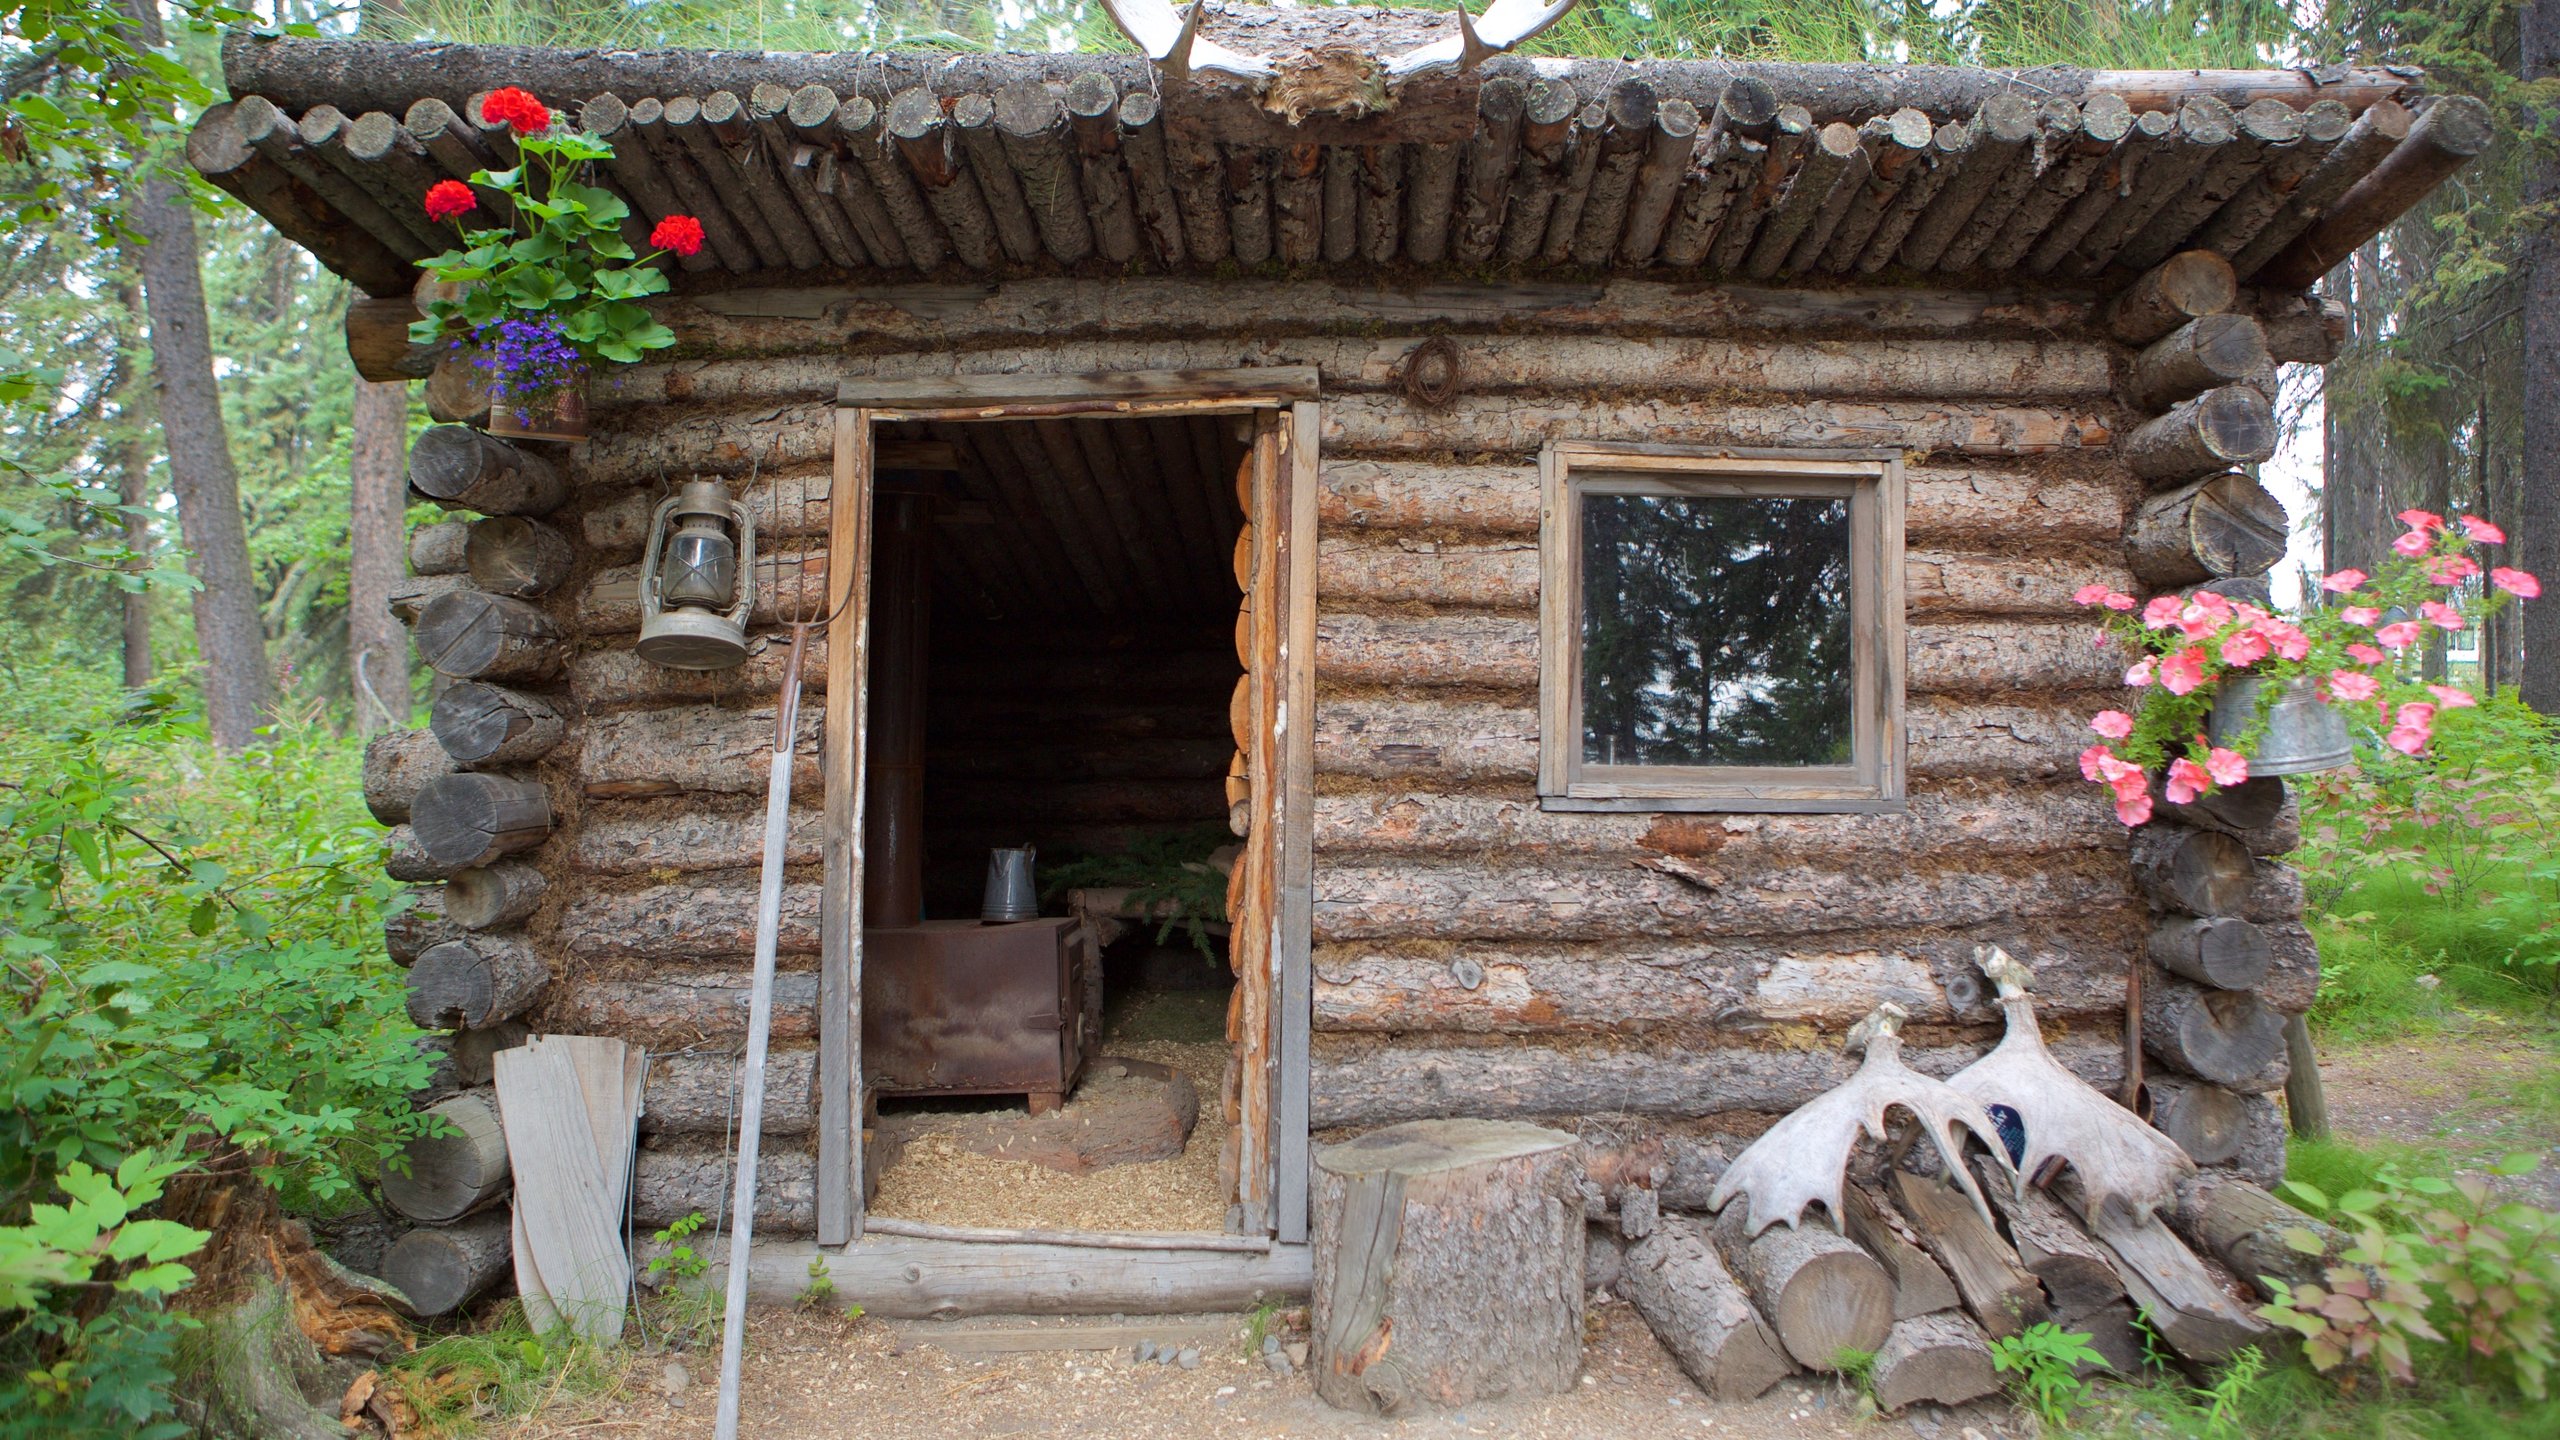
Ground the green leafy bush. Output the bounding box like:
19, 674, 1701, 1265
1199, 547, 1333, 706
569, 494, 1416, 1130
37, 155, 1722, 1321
1989, 1321, 2105, 1425
2265, 1156, 2560, 1398
0, 704, 437, 1430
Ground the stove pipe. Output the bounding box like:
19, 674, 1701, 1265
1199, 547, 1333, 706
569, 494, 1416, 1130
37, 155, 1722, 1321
863, 482, 932, 930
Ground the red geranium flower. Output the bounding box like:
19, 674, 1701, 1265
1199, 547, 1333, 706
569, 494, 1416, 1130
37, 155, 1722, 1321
423, 179, 478, 222
650, 214, 707, 258
480, 86, 551, 133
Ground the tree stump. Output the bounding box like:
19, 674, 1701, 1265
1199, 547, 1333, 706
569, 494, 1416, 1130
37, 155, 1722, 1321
1621, 1215, 1793, 1400
1311, 1119, 1584, 1415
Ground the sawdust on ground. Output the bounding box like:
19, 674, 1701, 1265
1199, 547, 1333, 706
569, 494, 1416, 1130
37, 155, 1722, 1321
509, 1296, 2023, 1440
867, 989, 1234, 1233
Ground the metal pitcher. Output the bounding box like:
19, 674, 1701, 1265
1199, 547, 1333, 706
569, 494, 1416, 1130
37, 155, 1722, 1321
981, 846, 1038, 923
2207, 675, 2353, 776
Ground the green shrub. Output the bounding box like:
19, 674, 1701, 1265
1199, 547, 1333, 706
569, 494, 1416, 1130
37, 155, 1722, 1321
1989, 1321, 2106, 1425
0, 703, 437, 1430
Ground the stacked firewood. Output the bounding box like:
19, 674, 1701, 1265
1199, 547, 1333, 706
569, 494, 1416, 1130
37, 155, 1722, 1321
2104, 248, 2335, 1187
363, 425, 573, 1316
1584, 1104, 2312, 1408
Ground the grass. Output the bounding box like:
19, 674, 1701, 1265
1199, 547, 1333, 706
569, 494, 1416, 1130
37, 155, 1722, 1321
2310, 866, 2560, 1041
2081, 1361, 2560, 1440
385, 1285, 724, 1438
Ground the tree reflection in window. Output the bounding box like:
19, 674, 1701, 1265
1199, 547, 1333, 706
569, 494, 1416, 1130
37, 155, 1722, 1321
1580, 492, 1853, 768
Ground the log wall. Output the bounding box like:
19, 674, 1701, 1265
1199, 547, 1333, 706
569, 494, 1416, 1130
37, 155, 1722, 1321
375, 273, 2320, 1235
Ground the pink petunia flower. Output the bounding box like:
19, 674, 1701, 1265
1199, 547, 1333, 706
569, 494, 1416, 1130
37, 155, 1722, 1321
2115, 791, 2155, 826
2420, 600, 2465, 631
2090, 710, 2135, 740
2219, 629, 2271, 668
2205, 748, 2249, 787
2253, 618, 2310, 661
2387, 701, 2438, 755
2460, 516, 2506, 544
2075, 583, 2115, 607
2159, 648, 2208, 696
2492, 567, 2543, 599
2398, 509, 2447, 533
2342, 606, 2383, 627
2328, 669, 2379, 701
2320, 569, 2368, 594
2079, 744, 2114, 783
2426, 684, 2478, 710
2104, 592, 2137, 612
2374, 620, 2423, 651
2393, 529, 2434, 558
2164, 757, 2211, 805
2428, 554, 2481, 586
2125, 657, 2157, 688
2345, 643, 2387, 666
2142, 595, 2186, 629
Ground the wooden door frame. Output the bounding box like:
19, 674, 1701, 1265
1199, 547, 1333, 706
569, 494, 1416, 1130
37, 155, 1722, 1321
820, 368, 1320, 1248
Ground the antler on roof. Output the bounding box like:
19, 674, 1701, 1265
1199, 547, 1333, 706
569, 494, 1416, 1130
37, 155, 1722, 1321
1099, 0, 1581, 86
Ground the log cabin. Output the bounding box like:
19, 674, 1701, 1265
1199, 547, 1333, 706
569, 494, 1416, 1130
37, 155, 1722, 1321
205, 4, 2484, 1320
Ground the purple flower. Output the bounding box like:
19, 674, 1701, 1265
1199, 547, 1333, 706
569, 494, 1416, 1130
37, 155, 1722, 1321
465, 316, 585, 423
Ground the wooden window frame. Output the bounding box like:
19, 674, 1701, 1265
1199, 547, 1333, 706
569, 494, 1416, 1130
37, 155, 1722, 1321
1537, 442, 1907, 815
820, 368, 1320, 1250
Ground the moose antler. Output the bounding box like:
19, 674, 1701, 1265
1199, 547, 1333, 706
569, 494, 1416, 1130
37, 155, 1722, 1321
1384, 0, 1582, 78
1707, 1002, 2016, 1238
1945, 946, 2195, 1227
1099, 0, 1579, 85
1097, 0, 1275, 80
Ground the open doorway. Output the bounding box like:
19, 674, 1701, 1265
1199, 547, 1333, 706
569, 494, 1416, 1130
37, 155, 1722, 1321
849, 407, 1258, 1236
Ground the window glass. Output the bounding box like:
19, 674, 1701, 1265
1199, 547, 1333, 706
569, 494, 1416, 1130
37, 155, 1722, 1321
1577, 491, 1853, 768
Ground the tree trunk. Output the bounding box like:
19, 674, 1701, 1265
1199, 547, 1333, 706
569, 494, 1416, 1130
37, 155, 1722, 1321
124, 0, 271, 750
114, 284, 157, 688
2524, 0, 2560, 713
349, 378, 413, 733
1310, 1119, 1584, 1415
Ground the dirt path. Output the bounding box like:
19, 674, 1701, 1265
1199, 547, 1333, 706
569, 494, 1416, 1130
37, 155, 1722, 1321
2312, 1017, 2560, 1209
507, 1301, 2019, 1440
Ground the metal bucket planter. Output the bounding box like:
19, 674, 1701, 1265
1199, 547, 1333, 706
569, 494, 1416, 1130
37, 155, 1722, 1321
2206, 675, 2353, 776
486, 378, 589, 443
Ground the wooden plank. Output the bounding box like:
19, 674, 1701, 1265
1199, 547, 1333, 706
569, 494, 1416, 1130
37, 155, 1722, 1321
817, 406, 877, 1246
1838, 1182, 1960, 1319
839, 366, 1321, 411
884, 1316, 1242, 1355
1234, 411, 1284, 1236
494, 1038, 629, 1343
740, 1237, 1313, 1317
1276, 399, 1320, 1245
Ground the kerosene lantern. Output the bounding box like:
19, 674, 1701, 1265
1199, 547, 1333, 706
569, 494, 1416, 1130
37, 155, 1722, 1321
636, 477, 756, 669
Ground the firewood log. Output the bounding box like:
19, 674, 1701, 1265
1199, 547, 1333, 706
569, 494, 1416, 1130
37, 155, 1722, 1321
2054, 1174, 2275, 1362
2124, 471, 2288, 586
1710, 1206, 1894, 1369
1887, 1169, 2047, 1340
1838, 1182, 1960, 1319
408, 520, 470, 576
379, 1089, 508, 1223
2166, 1171, 2349, 1298
1621, 1215, 1794, 1399
2141, 1075, 2251, 1165
413, 591, 563, 683
1870, 1313, 2000, 1411
379, 1212, 513, 1316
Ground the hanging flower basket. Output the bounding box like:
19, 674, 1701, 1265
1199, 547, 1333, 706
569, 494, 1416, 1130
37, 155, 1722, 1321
2071, 510, 2540, 825
2205, 675, 2352, 777
486, 376, 590, 443
409, 87, 709, 442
